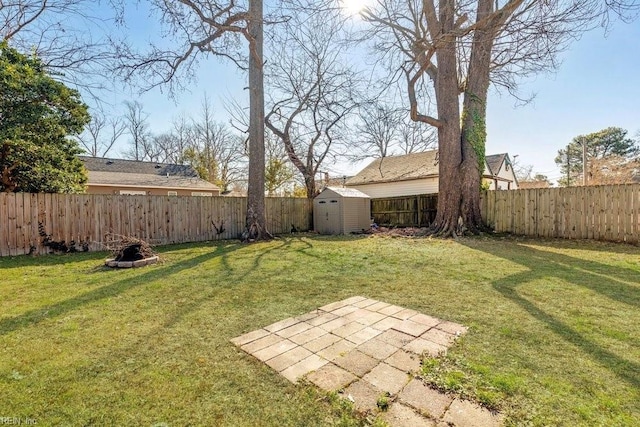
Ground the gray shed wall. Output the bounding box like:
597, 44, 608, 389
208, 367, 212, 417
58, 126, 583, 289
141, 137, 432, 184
314, 188, 370, 235
341, 198, 371, 234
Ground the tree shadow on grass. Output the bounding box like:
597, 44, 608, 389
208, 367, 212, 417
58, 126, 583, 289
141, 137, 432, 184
516, 236, 640, 256
276, 236, 319, 259
0, 244, 240, 336
465, 240, 640, 389
471, 239, 640, 308
0, 251, 108, 269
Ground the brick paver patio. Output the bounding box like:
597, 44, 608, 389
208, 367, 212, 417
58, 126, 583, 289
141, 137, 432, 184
231, 296, 502, 427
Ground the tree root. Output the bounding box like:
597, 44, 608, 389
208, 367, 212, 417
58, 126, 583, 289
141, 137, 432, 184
242, 206, 273, 243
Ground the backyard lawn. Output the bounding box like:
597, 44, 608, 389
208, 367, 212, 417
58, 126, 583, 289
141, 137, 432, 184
0, 235, 638, 426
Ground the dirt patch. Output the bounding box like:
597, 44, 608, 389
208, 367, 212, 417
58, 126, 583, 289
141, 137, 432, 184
365, 227, 432, 237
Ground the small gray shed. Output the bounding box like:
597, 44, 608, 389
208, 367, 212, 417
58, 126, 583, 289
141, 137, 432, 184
314, 187, 371, 235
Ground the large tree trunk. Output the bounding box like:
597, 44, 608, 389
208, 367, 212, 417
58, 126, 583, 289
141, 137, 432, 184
305, 174, 316, 199
431, 0, 462, 237
245, 0, 270, 241
460, 0, 495, 233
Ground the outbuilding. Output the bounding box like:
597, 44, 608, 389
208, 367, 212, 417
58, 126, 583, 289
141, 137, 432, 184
314, 187, 371, 235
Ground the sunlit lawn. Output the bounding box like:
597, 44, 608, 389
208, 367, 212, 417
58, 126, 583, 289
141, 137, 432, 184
0, 235, 638, 426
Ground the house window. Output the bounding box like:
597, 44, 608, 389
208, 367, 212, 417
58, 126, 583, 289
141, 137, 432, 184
119, 190, 147, 195
191, 192, 213, 197
167, 191, 178, 196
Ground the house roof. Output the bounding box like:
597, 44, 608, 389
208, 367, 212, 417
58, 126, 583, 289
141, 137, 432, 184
80, 156, 199, 177
347, 151, 519, 186
80, 156, 219, 191
346, 151, 440, 185
485, 153, 507, 176
318, 187, 370, 198
326, 176, 352, 187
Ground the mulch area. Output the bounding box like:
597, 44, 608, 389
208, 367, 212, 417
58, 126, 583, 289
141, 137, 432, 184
365, 227, 432, 237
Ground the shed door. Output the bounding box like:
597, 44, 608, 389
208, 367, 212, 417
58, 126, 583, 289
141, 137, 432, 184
316, 199, 340, 234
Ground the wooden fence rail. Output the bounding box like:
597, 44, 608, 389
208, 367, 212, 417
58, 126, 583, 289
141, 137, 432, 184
481, 184, 640, 243
371, 194, 438, 227
0, 193, 313, 256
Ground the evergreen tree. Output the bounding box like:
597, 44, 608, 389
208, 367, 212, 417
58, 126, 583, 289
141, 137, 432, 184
555, 127, 638, 186
0, 42, 90, 193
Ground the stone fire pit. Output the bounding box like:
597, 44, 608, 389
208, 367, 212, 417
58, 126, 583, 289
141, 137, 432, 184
105, 256, 159, 268
104, 242, 159, 268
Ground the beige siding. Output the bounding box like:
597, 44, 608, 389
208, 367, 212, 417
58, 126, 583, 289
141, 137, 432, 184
348, 178, 438, 198
341, 198, 371, 233
494, 164, 518, 190
86, 185, 219, 196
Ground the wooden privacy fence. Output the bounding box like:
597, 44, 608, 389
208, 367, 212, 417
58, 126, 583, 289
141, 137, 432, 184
371, 194, 438, 227
481, 184, 640, 243
0, 193, 313, 256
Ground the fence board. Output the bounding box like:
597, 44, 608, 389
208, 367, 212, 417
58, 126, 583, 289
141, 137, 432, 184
481, 184, 640, 243
0, 194, 312, 256
371, 194, 438, 227
29, 193, 39, 253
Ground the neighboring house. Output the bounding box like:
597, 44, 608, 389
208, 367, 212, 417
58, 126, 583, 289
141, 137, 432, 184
80, 156, 220, 196
346, 151, 440, 198
484, 153, 519, 190
346, 150, 518, 198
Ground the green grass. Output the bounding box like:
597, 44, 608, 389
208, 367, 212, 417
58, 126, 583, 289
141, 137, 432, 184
0, 235, 638, 426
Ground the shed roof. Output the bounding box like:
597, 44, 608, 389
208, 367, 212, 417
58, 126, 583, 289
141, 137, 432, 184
318, 187, 370, 198
346, 151, 439, 185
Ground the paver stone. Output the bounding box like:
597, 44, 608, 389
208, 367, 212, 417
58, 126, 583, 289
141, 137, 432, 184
343, 379, 381, 413
358, 338, 399, 360
306, 363, 357, 391
333, 349, 379, 376
363, 363, 409, 395
381, 403, 436, 427
385, 350, 422, 373
399, 379, 453, 419
280, 354, 328, 382
442, 399, 503, 427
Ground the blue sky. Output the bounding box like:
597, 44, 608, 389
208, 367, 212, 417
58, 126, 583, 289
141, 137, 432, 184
102, 6, 640, 185
486, 21, 640, 183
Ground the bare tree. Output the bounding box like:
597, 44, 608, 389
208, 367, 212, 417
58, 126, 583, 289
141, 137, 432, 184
265, 6, 360, 198
350, 104, 437, 160
397, 118, 437, 155
122, 101, 150, 161
166, 115, 194, 164
351, 103, 401, 160
77, 109, 126, 157
362, 0, 638, 236
2, 0, 116, 99
264, 133, 294, 196
112, 0, 270, 240
184, 96, 245, 191
588, 156, 640, 184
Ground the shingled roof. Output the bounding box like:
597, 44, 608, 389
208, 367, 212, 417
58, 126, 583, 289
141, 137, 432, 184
80, 156, 219, 191
485, 153, 507, 176
80, 156, 199, 177
346, 151, 440, 185
348, 151, 516, 186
